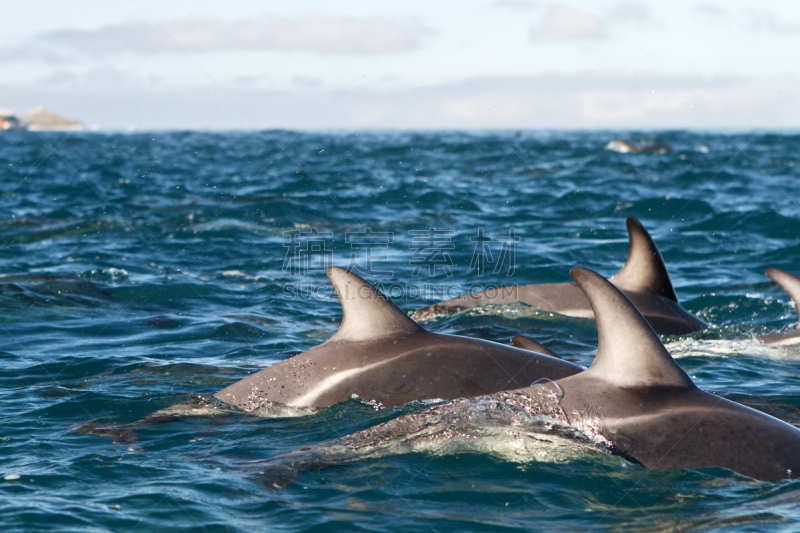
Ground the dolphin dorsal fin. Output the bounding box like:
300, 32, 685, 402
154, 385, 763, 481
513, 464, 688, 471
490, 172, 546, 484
609, 217, 678, 302
571, 267, 694, 389
511, 335, 560, 359
327, 267, 424, 342
765, 268, 800, 328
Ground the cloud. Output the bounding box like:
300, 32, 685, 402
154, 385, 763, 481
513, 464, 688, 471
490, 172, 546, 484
40, 66, 129, 87
431, 71, 741, 95
17, 13, 430, 62
694, 4, 727, 17
529, 2, 651, 42
492, 0, 539, 9
532, 5, 606, 40
605, 2, 649, 23
0, 70, 778, 130
748, 10, 800, 34
41, 70, 78, 85
0, 45, 64, 65
230, 75, 259, 85
291, 76, 324, 88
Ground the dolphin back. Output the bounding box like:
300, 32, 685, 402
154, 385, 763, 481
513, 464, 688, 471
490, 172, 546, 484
327, 267, 424, 341
570, 267, 694, 389
556, 267, 800, 481
215, 268, 581, 410
609, 217, 678, 302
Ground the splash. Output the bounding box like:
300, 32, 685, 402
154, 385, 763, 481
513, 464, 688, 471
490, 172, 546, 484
667, 338, 800, 361
255, 382, 603, 487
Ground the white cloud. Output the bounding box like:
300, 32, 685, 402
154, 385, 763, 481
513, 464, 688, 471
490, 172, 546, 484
16, 13, 431, 62
40, 66, 128, 87
529, 3, 651, 42
230, 75, 259, 85
0, 44, 64, 65
3, 70, 765, 130
748, 10, 800, 34
605, 2, 649, 23
694, 4, 726, 17
41, 70, 78, 85
492, 0, 539, 9
578, 90, 695, 121
291, 76, 325, 88
532, 5, 606, 41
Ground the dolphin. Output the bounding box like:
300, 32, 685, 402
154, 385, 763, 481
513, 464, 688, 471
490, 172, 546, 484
214, 267, 581, 410
412, 217, 708, 336
0, 274, 112, 306
604, 139, 671, 154
761, 268, 800, 346
510, 335, 560, 358
262, 268, 800, 483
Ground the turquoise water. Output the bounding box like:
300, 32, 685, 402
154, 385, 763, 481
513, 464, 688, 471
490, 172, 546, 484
2, 130, 800, 531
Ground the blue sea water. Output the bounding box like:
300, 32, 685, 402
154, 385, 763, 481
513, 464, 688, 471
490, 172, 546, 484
2, 129, 800, 532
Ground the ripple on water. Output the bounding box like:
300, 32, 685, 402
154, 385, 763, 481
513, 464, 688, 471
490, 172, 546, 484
3, 131, 800, 531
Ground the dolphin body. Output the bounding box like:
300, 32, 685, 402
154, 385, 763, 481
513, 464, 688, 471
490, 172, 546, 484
761, 268, 800, 346
511, 335, 560, 358
214, 267, 580, 410
264, 268, 800, 483
604, 139, 671, 154
412, 218, 708, 336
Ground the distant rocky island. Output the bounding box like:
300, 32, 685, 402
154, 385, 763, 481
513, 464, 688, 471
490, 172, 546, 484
0, 106, 83, 131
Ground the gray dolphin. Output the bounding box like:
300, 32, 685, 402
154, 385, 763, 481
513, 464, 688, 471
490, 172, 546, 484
510, 335, 560, 358
604, 139, 671, 154
761, 268, 800, 346
214, 267, 581, 410
263, 268, 800, 483
413, 217, 708, 336
549, 268, 800, 481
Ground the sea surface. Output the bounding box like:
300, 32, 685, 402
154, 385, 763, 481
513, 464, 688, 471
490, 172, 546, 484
2, 129, 800, 532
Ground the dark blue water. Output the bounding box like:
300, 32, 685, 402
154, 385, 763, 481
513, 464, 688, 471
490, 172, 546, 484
2, 129, 800, 532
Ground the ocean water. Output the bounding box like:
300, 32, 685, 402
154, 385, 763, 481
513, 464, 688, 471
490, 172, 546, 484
2, 129, 800, 532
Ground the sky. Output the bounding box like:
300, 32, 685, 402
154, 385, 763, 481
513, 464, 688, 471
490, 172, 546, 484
1, 0, 799, 130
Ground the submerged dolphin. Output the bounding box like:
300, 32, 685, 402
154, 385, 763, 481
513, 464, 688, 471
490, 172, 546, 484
413, 217, 708, 336
264, 268, 800, 483
761, 268, 800, 346
604, 139, 670, 154
510, 335, 560, 358
214, 267, 580, 410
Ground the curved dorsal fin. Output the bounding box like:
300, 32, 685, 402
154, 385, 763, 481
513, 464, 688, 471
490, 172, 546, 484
571, 267, 694, 389
327, 267, 424, 342
510, 335, 561, 359
609, 217, 678, 302
765, 268, 800, 328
